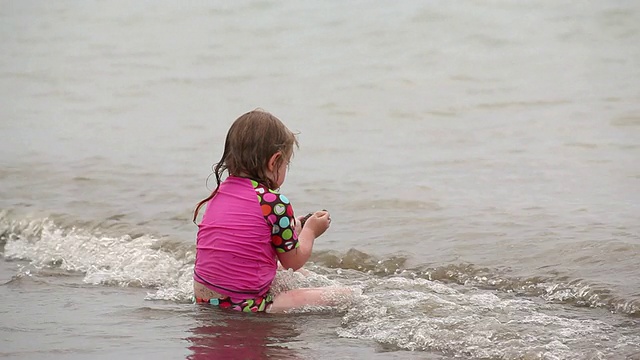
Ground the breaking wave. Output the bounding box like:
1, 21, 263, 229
2, 211, 640, 358
1, 210, 638, 318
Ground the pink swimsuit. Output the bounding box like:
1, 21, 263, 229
194, 176, 299, 299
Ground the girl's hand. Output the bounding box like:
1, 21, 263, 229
302, 210, 331, 238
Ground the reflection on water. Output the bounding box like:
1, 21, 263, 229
186, 307, 302, 360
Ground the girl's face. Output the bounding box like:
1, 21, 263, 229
268, 151, 291, 189
275, 158, 288, 188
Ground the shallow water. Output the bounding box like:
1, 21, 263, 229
1, 1, 640, 359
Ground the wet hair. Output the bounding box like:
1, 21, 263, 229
193, 109, 298, 223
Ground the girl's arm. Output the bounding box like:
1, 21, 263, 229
277, 211, 330, 271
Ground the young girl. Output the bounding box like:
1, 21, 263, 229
193, 109, 340, 313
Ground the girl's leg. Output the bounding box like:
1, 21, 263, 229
268, 287, 354, 313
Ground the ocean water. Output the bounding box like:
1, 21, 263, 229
1, 1, 639, 359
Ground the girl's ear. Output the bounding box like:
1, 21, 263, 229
267, 151, 282, 172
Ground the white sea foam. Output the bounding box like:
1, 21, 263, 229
337, 276, 638, 359
4, 218, 195, 300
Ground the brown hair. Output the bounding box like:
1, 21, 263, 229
193, 109, 299, 223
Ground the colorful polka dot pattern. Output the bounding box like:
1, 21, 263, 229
194, 294, 274, 312
253, 181, 299, 253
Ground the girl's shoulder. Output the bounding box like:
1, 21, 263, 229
251, 181, 292, 207
249, 179, 280, 194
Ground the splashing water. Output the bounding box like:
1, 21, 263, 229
2, 214, 639, 358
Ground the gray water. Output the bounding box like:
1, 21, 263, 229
1, 1, 639, 359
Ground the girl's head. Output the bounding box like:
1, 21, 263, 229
223, 109, 298, 188
193, 109, 298, 222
